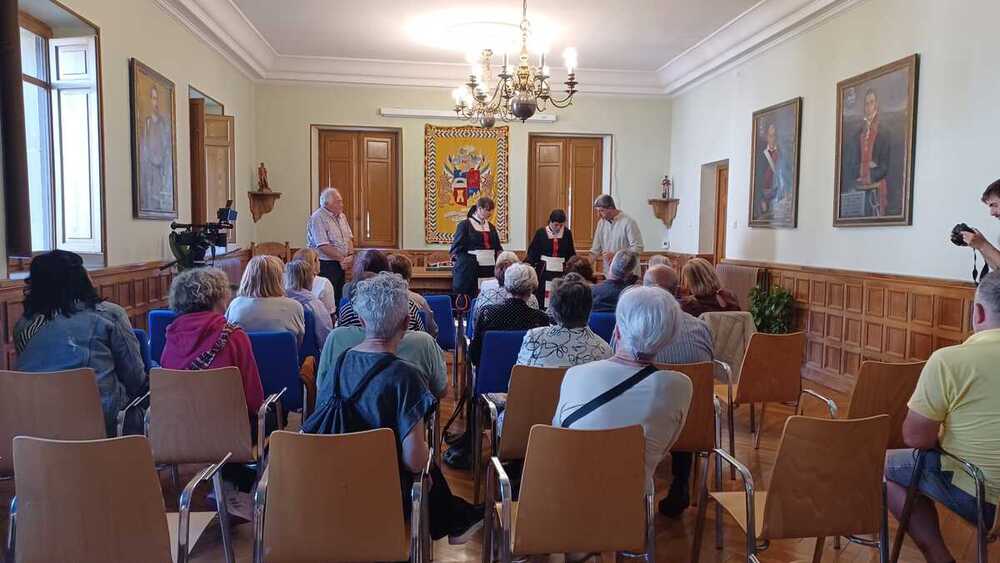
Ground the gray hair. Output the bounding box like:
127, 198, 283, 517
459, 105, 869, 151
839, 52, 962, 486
643, 264, 680, 296
976, 270, 1000, 314
169, 267, 231, 315
610, 249, 639, 280
352, 272, 410, 339
496, 251, 519, 266
593, 194, 616, 209
319, 187, 341, 206
615, 286, 681, 360
503, 262, 538, 297
284, 260, 314, 292
648, 255, 670, 267
549, 273, 592, 328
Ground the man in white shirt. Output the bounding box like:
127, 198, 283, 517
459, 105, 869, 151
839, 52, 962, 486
590, 194, 644, 273
307, 188, 354, 304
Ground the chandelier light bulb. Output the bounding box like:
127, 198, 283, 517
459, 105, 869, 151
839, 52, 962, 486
452, 87, 465, 104
542, 65, 551, 77
563, 47, 578, 73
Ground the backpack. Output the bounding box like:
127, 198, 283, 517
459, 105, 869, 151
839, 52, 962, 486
301, 351, 395, 434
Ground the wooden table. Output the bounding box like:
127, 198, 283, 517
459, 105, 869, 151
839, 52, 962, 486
410, 267, 454, 294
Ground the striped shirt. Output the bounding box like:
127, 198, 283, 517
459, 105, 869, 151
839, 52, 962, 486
306, 207, 353, 260
336, 299, 426, 333
611, 312, 714, 365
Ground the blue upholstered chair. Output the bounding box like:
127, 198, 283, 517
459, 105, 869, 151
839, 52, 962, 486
300, 309, 320, 365
132, 328, 151, 373
588, 312, 616, 344
248, 331, 307, 422
147, 309, 178, 365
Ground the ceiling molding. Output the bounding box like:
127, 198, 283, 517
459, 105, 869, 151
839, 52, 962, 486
157, 0, 867, 97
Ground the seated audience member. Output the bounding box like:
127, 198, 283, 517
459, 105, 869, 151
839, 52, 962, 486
478, 250, 520, 291
648, 254, 671, 268
469, 263, 551, 366
302, 273, 482, 543
14, 250, 147, 436
590, 249, 640, 312
564, 254, 597, 284
292, 247, 336, 316
284, 260, 334, 347
641, 264, 714, 517
886, 271, 1000, 563
517, 273, 612, 367
679, 257, 740, 317
226, 255, 305, 344
554, 285, 693, 487
318, 324, 448, 398
387, 253, 439, 338
338, 249, 426, 332
470, 255, 540, 332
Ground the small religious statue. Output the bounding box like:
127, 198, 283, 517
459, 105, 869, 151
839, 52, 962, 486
257, 162, 270, 192
661, 175, 673, 199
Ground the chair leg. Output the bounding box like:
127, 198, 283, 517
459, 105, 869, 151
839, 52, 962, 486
691, 454, 700, 508
211, 472, 236, 563
890, 453, 926, 563
753, 403, 766, 450
473, 399, 483, 505
812, 537, 825, 563
749, 402, 756, 433
691, 452, 711, 563
727, 402, 736, 481
170, 464, 180, 492
833, 535, 841, 549
879, 481, 890, 563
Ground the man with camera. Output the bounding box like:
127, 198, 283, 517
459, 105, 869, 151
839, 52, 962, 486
955, 179, 1000, 271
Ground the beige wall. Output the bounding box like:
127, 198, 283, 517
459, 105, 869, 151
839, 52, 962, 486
668, 0, 1000, 281
52, 0, 257, 266
254, 83, 671, 251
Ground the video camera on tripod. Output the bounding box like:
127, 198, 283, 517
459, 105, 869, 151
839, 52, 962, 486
166, 201, 237, 271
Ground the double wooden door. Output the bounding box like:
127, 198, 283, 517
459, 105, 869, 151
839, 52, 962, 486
527, 136, 603, 249
189, 98, 235, 242
318, 130, 399, 248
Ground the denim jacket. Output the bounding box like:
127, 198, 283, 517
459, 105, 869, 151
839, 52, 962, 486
15, 301, 148, 436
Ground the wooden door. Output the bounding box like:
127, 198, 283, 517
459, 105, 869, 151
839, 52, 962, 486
527, 136, 603, 250
714, 165, 729, 261
189, 98, 207, 223
190, 101, 235, 242
317, 130, 399, 248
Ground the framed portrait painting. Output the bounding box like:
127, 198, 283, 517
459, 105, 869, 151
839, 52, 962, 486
834, 54, 919, 226
129, 58, 177, 219
749, 97, 802, 228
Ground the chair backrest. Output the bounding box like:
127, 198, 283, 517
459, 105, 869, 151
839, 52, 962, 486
12, 436, 172, 562
514, 425, 647, 556
339, 296, 350, 311
587, 312, 616, 344
847, 360, 924, 450
657, 362, 715, 453
262, 430, 408, 562
250, 240, 291, 262
700, 311, 756, 381
464, 297, 478, 339
0, 369, 107, 475
716, 263, 765, 311
147, 367, 253, 464
762, 414, 889, 540
426, 295, 456, 350
734, 331, 806, 404
496, 366, 567, 460
132, 328, 151, 372
474, 330, 527, 395
248, 331, 304, 412
299, 308, 320, 364
148, 308, 178, 364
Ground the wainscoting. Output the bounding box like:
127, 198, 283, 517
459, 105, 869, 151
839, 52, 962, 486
725, 259, 976, 393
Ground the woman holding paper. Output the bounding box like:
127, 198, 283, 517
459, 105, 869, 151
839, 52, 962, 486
450, 196, 503, 297
526, 209, 577, 307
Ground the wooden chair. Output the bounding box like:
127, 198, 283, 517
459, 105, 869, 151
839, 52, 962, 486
483, 424, 653, 563
0, 368, 107, 479
249, 241, 291, 262
658, 362, 723, 507
692, 414, 892, 563
714, 332, 819, 450
478, 366, 568, 502
5, 435, 227, 563
146, 367, 284, 563
253, 429, 430, 563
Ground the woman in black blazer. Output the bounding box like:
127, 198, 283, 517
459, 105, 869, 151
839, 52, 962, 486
526, 209, 576, 307
450, 197, 502, 297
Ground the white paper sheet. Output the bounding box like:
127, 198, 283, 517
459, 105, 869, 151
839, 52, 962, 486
471, 249, 496, 267
478, 277, 494, 289
544, 280, 555, 307
541, 255, 565, 273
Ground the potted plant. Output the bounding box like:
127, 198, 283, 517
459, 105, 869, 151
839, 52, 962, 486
749, 285, 794, 334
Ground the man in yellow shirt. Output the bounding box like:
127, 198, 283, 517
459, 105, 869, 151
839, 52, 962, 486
886, 271, 1000, 563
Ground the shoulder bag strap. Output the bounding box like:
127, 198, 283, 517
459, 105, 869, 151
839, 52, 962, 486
338, 353, 397, 403
188, 323, 237, 370
560, 365, 658, 428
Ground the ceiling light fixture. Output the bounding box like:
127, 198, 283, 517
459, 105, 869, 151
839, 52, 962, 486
451, 0, 578, 127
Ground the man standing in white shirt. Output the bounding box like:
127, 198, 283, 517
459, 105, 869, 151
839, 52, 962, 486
307, 188, 354, 304
590, 194, 644, 273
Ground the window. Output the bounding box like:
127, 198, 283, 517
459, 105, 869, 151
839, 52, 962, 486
17, 18, 102, 257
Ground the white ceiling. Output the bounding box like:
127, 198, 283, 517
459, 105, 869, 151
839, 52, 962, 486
231, 0, 759, 72
157, 0, 864, 95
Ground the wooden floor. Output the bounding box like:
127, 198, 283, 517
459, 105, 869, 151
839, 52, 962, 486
0, 377, 995, 562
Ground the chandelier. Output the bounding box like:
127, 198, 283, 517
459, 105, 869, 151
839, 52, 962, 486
451, 0, 578, 127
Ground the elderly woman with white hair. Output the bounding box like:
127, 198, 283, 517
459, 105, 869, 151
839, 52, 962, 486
553, 285, 693, 486
591, 249, 640, 312
302, 272, 484, 544
469, 252, 539, 333
468, 262, 551, 366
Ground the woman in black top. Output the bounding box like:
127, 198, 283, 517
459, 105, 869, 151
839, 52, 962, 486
526, 209, 576, 307
450, 197, 502, 297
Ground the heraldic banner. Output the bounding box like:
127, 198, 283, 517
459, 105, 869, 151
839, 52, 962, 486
424, 124, 509, 244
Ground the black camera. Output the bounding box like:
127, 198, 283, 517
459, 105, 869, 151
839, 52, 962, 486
951, 223, 975, 246
167, 201, 237, 270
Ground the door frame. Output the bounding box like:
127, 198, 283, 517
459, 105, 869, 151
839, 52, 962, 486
713, 164, 729, 262
525, 132, 613, 246
310, 125, 403, 247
